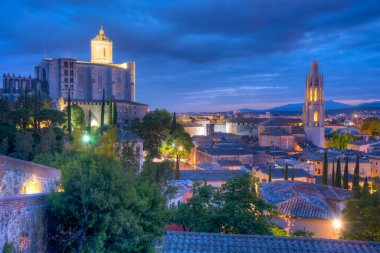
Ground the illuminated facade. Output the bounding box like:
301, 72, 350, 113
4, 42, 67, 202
303, 61, 325, 148
33, 26, 148, 124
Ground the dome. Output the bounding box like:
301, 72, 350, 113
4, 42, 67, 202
92, 26, 111, 42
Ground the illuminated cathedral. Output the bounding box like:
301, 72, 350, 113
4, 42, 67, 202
303, 61, 325, 148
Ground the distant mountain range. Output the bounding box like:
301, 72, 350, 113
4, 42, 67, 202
239, 100, 380, 113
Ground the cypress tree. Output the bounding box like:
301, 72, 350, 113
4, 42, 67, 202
335, 158, 342, 188
291, 167, 295, 181
67, 89, 72, 135
331, 161, 335, 187
268, 165, 272, 182
87, 109, 92, 134
352, 154, 360, 190
171, 112, 176, 134
363, 176, 370, 194
113, 100, 118, 126
343, 154, 349, 189
108, 97, 113, 126
284, 164, 289, 180
100, 89, 105, 128
322, 150, 328, 185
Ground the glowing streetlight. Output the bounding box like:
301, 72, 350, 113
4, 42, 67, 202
333, 219, 342, 229
179, 145, 183, 152
82, 134, 91, 144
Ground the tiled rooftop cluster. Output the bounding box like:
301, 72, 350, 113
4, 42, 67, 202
259, 181, 351, 220
162, 231, 380, 253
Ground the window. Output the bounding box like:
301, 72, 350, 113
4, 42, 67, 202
70, 70, 74, 76
64, 62, 68, 67
103, 48, 106, 57
70, 62, 73, 68
314, 111, 318, 122
64, 77, 68, 83
64, 70, 68, 76
70, 78, 73, 83
314, 88, 318, 101
309, 87, 313, 101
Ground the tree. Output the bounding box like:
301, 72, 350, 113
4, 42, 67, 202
353, 154, 360, 190
268, 165, 272, 182
67, 90, 72, 135
322, 150, 328, 185
10, 132, 34, 160
170, 112, 176, 134
328, 132, 355, 150
108, 97, 113, 126
87, 109, 91, 134
331, 161, 335, 187
112, 100, 118, 126
140, 109, 173, 159
291, 167, 295, 181
335, 158, 342, 188
361, 117, 380, 136
37, 127, 56, 154
284, 164, 289, 180
343, 155, 349, 190
160, 131, 193, 179
47, 152, 167, 252
0, 137, 8, 155
341, 189, 380, 241
172, 174, 274, 235
100, 89, 105, 128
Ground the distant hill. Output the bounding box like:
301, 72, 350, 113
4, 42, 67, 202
238, 100, 380, 113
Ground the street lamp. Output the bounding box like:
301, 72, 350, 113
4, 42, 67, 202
82, 134, 91, 145
333, 219, 342, 229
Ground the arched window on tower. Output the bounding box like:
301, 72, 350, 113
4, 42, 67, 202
314, 88, 318, 101
103, 48, 106, 58
309, 87, 313, 101
314, 111, 318, 124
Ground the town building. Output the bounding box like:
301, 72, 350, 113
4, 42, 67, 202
303, 61, 325, 148
259, 181, 351, 239
179, 170, 247, 187
2, 26, 149, 126
161, 231, 380, 253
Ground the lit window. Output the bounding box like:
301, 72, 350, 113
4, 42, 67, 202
314, 88, 318, 101
103, 48, 106, 57
309, 87, 313, 101
314, 111, 318, 122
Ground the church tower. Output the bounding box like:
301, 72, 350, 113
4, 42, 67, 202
303, 61, 325, 148
91, 26, 113, 64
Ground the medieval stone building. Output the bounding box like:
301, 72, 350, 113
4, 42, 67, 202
303, 61, 325, 148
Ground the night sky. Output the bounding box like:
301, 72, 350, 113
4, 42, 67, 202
1, 0, 379, 112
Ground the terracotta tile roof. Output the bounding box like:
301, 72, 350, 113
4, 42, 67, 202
162, 231, 380, 253
258, 181, 351, 220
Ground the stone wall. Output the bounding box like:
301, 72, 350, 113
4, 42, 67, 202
0, 194, 48, 253
0, 155, 60, 196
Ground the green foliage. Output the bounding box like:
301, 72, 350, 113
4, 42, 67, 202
322, 150, 328, 185
64, 104, 85, 130
139, 109, 172, 159
328, 132, 355, 150
2, 241, 15, 253
171, 174, 274, 235
335, 158, 342, 188
160, 131, 193, 179
353, 155, 360, 190
113, 101, 118, 126
284, 164, 289, 180
268, 165, 272, 182
36, 127, 56, 154
35, 109, 66, 128
331, 161, 335, 187
343, 155, 349, 190
0, 137, 9, 155
292, 230, 314, 238
9, 131, 34, 160
67, 90, 71, 135
108, 97, 113, 125
341, 189, 380, 241
361, 117, 380, 136
100, 89, 105, 128
47, 152, 167, 252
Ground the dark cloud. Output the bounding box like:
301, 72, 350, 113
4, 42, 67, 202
0, 0, 379, 111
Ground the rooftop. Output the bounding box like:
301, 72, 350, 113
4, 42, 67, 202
180, 170, 247, 182
259, 181, 351, 220
162, 231, 380, 253
256, 167, 313, 179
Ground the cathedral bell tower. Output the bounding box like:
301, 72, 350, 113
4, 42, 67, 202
303, 61, 325, 148
91, 26, 113, 64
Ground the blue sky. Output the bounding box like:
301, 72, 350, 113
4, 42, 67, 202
0, 0, 379, 112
